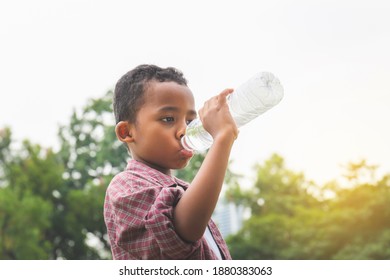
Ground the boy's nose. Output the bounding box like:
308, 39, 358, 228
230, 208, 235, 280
176, 126, 186, 140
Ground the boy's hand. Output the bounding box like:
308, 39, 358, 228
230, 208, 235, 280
199, 88, 239, 143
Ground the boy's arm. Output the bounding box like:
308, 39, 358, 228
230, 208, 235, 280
173, 89, 238, 242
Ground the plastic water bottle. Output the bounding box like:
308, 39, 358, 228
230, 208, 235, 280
180, 72, 284, 152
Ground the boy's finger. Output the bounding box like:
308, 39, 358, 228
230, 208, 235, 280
217, 88, 234, 104
219, 88, 234, 97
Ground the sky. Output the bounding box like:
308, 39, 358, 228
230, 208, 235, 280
1, 0, 389, 186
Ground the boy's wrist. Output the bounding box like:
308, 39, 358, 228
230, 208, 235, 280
212, 129, 237, 148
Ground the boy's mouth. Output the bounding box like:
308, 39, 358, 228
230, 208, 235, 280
179, 148, 194, 158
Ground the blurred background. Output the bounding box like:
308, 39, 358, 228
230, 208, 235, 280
1, 0, 389, 259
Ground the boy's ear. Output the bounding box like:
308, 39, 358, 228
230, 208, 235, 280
115, 121, 135, 143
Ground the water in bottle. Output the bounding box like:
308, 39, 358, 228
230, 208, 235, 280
180, 72, 284, 152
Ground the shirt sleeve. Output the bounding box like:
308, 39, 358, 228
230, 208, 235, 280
111, 184, 202, 259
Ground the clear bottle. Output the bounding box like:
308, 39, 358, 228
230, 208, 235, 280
180, 72, 284, 152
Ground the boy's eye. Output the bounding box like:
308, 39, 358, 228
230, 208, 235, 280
162, 117, 175, 122
186, 119, 195, 125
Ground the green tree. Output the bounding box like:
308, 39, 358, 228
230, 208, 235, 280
226, 153, 320, 259
58, 90, 128, 190
56, 90, 129, 259
226, 154, 390, 260
0, 129, 55, 259
0, 90, 126, 259
326, 172, 390, 259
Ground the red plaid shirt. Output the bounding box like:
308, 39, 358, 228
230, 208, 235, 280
104, 159, 232, 260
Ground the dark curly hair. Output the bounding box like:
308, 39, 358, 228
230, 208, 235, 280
113, 64, 188, 124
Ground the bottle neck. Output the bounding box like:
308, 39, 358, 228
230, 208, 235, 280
180, 135, 194, 152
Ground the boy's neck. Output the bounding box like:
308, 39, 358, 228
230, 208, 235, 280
133, 158, 172, 176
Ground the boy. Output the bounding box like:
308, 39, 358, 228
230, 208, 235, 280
104, 64, 238, 259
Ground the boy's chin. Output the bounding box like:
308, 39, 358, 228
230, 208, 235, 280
175, 157, 193, 170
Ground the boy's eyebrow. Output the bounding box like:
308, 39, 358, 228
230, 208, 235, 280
158, 106, 197, 116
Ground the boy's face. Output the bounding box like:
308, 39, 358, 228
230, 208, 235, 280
129, 81, 197, 175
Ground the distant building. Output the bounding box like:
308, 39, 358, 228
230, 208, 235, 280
212, 198, 246, 238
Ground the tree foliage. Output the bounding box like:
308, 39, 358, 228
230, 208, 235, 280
226, 154, 390, 260
56, 90, 128, 259
1, 129, 55, 259
0, 91, 128, 259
